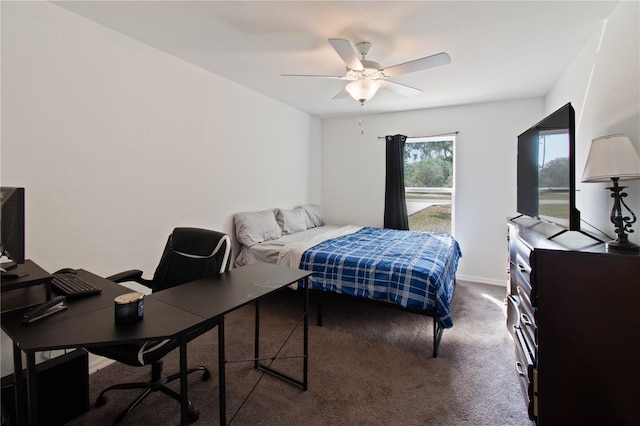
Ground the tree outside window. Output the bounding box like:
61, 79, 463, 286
404, 137, 455, 233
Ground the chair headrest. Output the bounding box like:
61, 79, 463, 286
170, 227, 226, 257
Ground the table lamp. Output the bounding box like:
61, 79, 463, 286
582, 134, 640, 252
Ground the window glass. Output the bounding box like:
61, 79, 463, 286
404, 136, 455, 233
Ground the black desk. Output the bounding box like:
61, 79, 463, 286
2, 263, 311, 425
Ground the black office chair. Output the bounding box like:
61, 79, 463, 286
88, 227, 231, 424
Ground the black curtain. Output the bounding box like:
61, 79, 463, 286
384, 134, 409, 230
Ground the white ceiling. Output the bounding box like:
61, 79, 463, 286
53, 1, 618, 118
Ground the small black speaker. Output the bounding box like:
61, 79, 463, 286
1, 349, 89, 426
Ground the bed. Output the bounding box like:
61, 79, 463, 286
234, 205, 462, 357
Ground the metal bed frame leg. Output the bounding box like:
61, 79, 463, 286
433, 319, 444, 358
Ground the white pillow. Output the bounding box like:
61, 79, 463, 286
300, 204, 325, 228
234, 210, 282, 247
275, 207, 308, 235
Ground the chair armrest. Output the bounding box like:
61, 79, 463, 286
105, 269, 153, 288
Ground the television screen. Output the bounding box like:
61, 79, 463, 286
537, 129, 571, 225
516, 103, 580, 231
1, 187, 25, 264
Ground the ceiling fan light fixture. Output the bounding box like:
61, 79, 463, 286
346, 79, 381, 103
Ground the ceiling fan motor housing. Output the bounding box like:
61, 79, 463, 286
353, 41, 382, 77
355, 41, 373, 56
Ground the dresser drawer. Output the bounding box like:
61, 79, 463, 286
514, 267, 533, 307
518, 298, 537, 352
513, 235, 532, 269
514, 328, 536, 420
515, 261, 538, 308
509, 261, 518, 289
506, 295, 520, 340
514, 253, 531, 285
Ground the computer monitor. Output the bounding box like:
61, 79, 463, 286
1, 187, 25, 264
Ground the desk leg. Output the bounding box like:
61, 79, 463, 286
12, 342, 26, 425
26, 352, 38, 426
254, 278, 309, 390
254, 301, 260, 369
303, 277, 309, 391
218, 316, 226, 426
179, 334, 188, 426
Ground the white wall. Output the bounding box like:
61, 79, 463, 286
1, 2, 321, 277
321, 99, 544, 285
547, 0, 639, 246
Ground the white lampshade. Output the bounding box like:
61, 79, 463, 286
581, 134, 640, 182
345, 79, 381, 103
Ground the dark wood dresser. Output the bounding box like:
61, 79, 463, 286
506, 216, 640, 425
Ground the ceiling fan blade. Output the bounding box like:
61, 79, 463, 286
380, 80, 422, 97
382, 52, 451, 77
281, 74, 346, 79
328, 38, 364, 71
332, 88, 350, 100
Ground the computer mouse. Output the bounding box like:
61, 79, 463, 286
54, 268, 77, 274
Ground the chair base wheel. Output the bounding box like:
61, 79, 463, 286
95, 394, 107, 407
189, 408, 200, 423
202, 370, 211, 381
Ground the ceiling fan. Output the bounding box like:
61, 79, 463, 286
283, 38, 451, 104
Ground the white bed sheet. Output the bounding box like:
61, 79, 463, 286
235, 224, 362, 268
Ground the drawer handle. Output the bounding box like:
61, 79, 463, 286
517, 264, 528, 273
521, 313, 533, 327
515, 361, 526, 377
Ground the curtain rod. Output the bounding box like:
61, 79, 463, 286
377, 131, 459, 140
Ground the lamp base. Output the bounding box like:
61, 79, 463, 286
605, 178, 639, 253
606, 239, 640, 252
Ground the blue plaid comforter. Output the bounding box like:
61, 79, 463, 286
299, 227, 462, 328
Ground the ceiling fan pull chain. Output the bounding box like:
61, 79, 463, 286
359, 102, 365, 135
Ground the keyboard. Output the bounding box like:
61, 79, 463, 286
51, 272, 102, 297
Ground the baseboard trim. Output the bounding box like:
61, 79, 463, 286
88, 354, 114, 374
456, 274, 506, 287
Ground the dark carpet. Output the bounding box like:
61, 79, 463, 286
67, 280, 533, 425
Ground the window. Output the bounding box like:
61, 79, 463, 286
404, 136, 455, 233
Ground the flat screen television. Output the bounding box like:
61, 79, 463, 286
1, 187, 26, 264
516, 103, 581, 231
